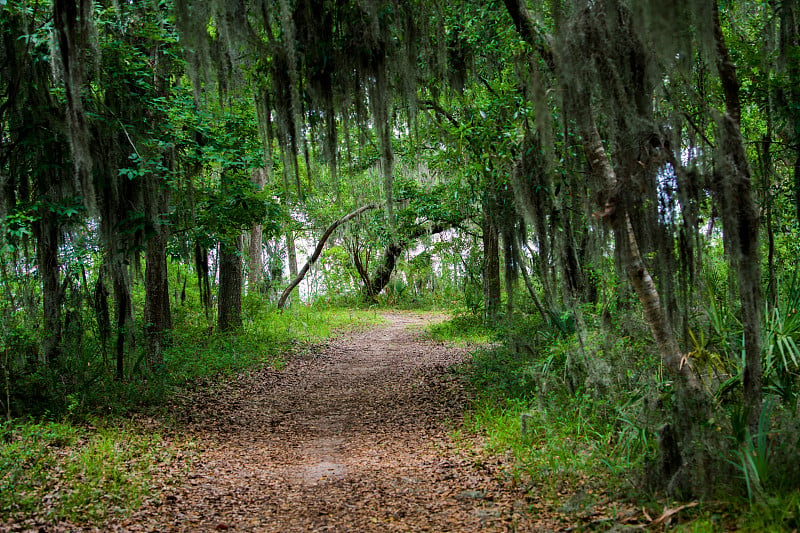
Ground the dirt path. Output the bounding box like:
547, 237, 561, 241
116, 312, 549, 532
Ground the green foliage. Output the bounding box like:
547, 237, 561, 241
1, 250, 384, 418
165, 297, 382, 385
762, 273, 800, 408
456, 306, 672, 510
194, 173, 282, 244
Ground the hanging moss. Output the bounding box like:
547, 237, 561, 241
53, 0, 97, 212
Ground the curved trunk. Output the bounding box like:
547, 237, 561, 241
278, 203, 378, 309
364, 243, 403, 301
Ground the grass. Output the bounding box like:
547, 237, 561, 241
0, 418, 188, 526
427, 310, 498, 345
165, 301, 383, 384
464, 393, 623, 496
449, 304, 800, 532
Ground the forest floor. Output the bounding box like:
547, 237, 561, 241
101, 310, 573, 532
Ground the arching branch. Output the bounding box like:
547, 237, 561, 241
277, 203, 379, 309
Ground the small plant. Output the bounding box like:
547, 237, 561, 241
730, 398, 776, 503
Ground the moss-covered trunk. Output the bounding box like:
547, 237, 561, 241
34, 213, 62, 364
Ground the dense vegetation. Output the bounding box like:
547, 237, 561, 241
2, 0, 800, 528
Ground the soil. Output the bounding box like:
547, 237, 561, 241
114, 311, 562, 532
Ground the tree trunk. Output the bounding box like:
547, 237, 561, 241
760, 133, 777, 307
111, 257, 133, 380
286, 229, 298, 278
360, 223, 455, 301
144, 169, 171, 373
585, 121, 712, 496
34, 213, 62, 364
218, 235, 243, 331
516, 237, 549, 325
584, 122, 700, 390
248, 168, 267, 292
777, 0, 800, 228
366, 243, 403, 301
482, 212, 501, 324
194, 242, 212, 317
144, 229, 169, 374
713, 1, 763, 432
93, 265, 111, 363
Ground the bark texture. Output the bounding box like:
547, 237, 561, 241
218, 236, 243, 331
34, 213, 63, 364
248, 168, 268, 291
144, 229, 169, 373
712, 1, 763, 431
111, 258, 133, 380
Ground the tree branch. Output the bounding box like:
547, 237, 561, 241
501, 0, 555, 72
420, 99, 460, 128
277, 203, 379, 309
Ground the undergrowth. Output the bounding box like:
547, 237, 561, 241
457, 297, 800, 531
1, 300, 382, 528
6, 299, 383, 418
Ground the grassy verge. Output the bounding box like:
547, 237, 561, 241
58, 302, 384, 416
165, 301, 384, 384
0, 418, 189, 527
427, 310, 498, 345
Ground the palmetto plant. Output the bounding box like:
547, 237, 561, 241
762, 273, 800, 411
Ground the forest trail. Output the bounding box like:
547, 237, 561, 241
113, 312, 551, 532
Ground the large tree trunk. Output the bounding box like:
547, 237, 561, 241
713, 1, 763, 431
218, 236, 243, 331
144, 169, 171, 373
34, 213, 62, 364
144, 229, 169, 373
